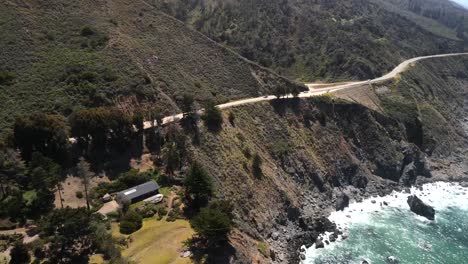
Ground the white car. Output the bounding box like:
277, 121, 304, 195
145, 194, 164, 204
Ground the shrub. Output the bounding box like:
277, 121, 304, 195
166, 207, 183, 222
158, 207, 168, 217
242, 147, 251, 159
190, 201, 233, 243
9, 242, 30, 264
75, 191, 83, 199
252, 153, 263, 178
257, 241, 269, 257
0, 70, 15, 85
202, 101, 223, 131
105, 211, 119, 219
80, 26, 95, 37
119, 211, 142, 234
228, 112, 235, 126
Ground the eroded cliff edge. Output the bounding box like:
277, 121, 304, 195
188, 56, 468, 263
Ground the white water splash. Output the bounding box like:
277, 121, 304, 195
304, 182, 468, 262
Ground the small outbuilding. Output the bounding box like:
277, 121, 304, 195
116, 181, 160, 205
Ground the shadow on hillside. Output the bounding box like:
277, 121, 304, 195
270, 97, 301, 116
72, 134, 144, 179
190, 241, 238, 264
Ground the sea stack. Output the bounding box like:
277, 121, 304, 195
407, 195, 435, 220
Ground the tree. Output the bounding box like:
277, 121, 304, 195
28, 152, 62, 190
13, 113, 69, 164
290, 86, 300, 97
120, 210, 143, 234
69, 107, 134, 150
228, 112, 235, 126
162, 142, 180, 177
190, 201, 233, 244
184, 162, 213, 207
76, 158, 95, 210
40, 208, 95, 263
274, 86, 286, 99
252, 153, 263, 178
202, 101, 223, 131
9, 242, 30, 264
162, 125, 188, 176
132, 111, 144, 132
0, 148, 25, 198
181, 94, 195, 116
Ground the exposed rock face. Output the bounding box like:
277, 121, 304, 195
407, 195, 435, 220
335, 192, 350, 211
192, 57, 468, 263
399, 146, 432, 186
315, 238, 324, 249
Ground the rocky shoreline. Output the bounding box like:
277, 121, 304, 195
278, 154, 468, 264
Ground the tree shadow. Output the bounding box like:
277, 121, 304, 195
189, 240, 239, 264
270, 97, 302, 117
75, 134, 144, 179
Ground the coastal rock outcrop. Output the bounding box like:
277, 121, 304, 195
335, 192, 350, 211
407, 195, 435, 220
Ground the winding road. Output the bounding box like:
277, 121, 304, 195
140, 52, 468, 129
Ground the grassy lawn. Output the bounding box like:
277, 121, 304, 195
89, 254, 105, 264
159, 187, 172, 196
112, 218, 194, 264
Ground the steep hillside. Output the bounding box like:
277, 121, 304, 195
374, 0, 468, 40
186, 56, 468, 262
0, 0, 303, 132
154, 0, 467, 81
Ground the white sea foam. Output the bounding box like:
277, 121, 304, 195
304, 181, 468, 262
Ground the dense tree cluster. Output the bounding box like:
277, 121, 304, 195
119, 210, 143, 234
13, 113, 70, 164
155, 0, 465, 81
183, 162, 233, 246
40, 208, 95, 263
0, 150, 61, 222
9, 242, 30, 264
69, 107, 136, 150
39, 207, 126, 263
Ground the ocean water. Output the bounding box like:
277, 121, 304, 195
304, 182, 468, 264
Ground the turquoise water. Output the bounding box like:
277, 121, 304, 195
305, 182, 468, 264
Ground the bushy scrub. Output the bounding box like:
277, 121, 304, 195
120, 210, 143, 234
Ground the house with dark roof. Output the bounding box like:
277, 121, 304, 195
116, 181, 160, 205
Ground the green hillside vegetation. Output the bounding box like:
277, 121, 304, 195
0, 0, 303, 132
154, 0, 467, 81
374, 0, 468, 40
379, 56, 468, 156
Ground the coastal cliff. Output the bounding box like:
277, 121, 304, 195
188, 56, 468, 263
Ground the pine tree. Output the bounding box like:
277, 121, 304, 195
9, 242, 30, 264
76, 158, 94, 210
184, 162, 213, 207
202, 101, 223, 131
252, 153, 263, 178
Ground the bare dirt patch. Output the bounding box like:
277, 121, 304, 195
54, 175, 110, 208
334, 84, 384, 112
130, 153, 154, 172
